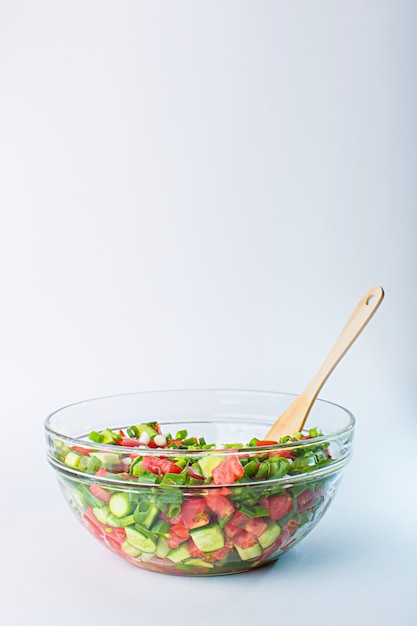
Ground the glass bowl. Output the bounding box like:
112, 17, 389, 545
44, 389, 355, 576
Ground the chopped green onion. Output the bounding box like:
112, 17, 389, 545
151, 519, 171, 536
89, 431, 104, 443
160, 473, 187, 485
127, 425, 139, 438
167, 503, 181, 518
244, 460, 259, 478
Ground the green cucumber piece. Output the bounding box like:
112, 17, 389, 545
90, 452, 121, 471
105, 513, 122, 527
132, 423, 159, 438
156, 536, 170, 559
235, 541, 262, 561
64, 451, 82, 469
166, 543, 191, 563
92, 505, 110, 525
198, 455, 224, 478
121, 540, 142, 557
109, 492, 133, 518
125, 526, 157, 553
258, 522, 282, 549
184, 558, 214, 569
189, 524, 225, 552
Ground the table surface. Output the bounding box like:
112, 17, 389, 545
6, 433, 416, 626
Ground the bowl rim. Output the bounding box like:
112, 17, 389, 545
44, 388, 355, 478
44, 388, 355, 442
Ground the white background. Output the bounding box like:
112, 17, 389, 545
1, 1, 416, 625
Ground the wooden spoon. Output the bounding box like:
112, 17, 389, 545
265, 285, 384, 441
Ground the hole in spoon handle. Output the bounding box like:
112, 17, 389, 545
363, 286, 384, 309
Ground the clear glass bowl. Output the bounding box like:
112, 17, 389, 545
44, 389, 355, 576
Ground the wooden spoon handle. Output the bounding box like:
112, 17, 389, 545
265, 286, 385, 441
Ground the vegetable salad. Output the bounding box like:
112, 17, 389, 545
54, 422, 340, 575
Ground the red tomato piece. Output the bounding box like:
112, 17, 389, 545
262, 494, 294, 521
276, 526, 291, 549
168, 526, 189, 549
83, 506, 105, 539
94, 467, 112, 478
228, 511, 251, 528
209, 546, 232, 561
296, 489, 317, 512
284, 518, 299, 536
244, 517, 268, 538
115, 437, 142, 447
142, 456, 183, 476
89, 482, 112, 503
71, 445, 94, 456
233, 529, 258, 549
187, 466, 204, 480
188, 538, 205, 558
212, 455, 245, 485
223, 521, 240, 539
270, 449, 295, 460
181, 499, 210, 529
204, 493, 235, 519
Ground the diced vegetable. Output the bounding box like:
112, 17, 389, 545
57, 420, 336, 574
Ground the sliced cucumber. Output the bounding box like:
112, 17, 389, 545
198, 455, 224, 478
92, 505, 110, 525
109, 492, 133, 518
156, 536, 170, 559
235, 541, 262, 561
258, 522, 282, 549
90, 452, 121, 471
121, 540, 142, 557
184, 558, 214, 569
125, 526, 157, 553
189, 524, 225, 552
166, 543, 191, 564
64, 451, 81, 469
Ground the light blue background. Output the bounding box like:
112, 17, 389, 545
1, 2, 416, 625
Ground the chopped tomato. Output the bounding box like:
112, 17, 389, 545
94, 467, 112, 478
261, 494, 293, 521
234, 529, 258, 549
187, 466, 204, 480
296, 489, 318, 512
244, 517, 268, 537
204, 493, 235, 519
170, 524, 189, 538
284, 518, 299, 536
83, 506, 126, 552
83, 506, 105, 539
168, 525, 189, 549
207, 546, 232, 561
212, 455, 244, 485
188, 537, 205, 558
104, 527, 126, 552
142, 456, 183, 476
115, 437, 142, 447
223, 521, 240, 539
271, 449, 295, 460
71, 445, 94, 456
89, 482, 112, 503
181, 499, 210, 529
